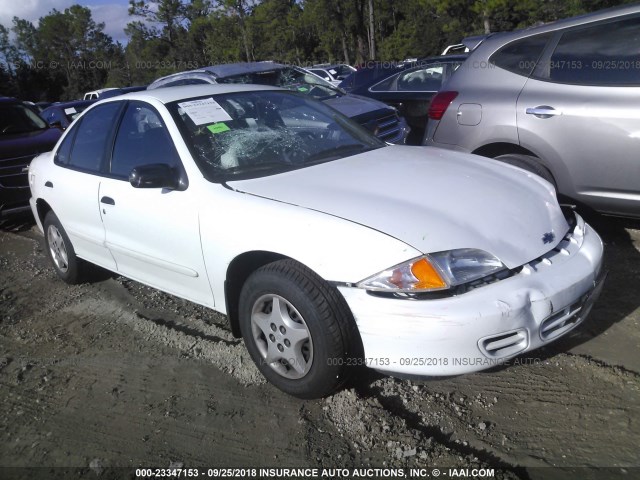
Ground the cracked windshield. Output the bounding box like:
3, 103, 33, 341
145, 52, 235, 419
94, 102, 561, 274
170, 90, 384, 181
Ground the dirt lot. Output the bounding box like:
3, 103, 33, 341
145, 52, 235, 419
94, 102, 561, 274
1, 214, 639, 479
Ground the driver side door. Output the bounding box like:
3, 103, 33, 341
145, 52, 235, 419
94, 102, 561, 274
99, 100, 214, 306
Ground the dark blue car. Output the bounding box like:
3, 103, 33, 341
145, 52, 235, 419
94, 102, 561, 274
40, 100, 96, 130
339, 56, 468, 144
0, 98, 61, 219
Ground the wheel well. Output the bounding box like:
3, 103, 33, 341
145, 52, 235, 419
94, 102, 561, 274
472, 142, 535, 159
35, 199, 53, 226
224, 251, 288, 337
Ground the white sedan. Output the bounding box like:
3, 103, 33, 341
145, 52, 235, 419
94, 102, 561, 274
28, 84, 605, 398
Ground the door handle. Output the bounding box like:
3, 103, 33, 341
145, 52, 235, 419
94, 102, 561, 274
100, 196, 115, 205
44, 181, 53, 188
525, 106, 562, 118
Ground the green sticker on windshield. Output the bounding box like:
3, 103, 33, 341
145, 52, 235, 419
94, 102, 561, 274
297, 86, 309, 92
207, 122, 230, 134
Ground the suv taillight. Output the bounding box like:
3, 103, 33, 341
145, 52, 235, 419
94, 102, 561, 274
428, 91, 458, 120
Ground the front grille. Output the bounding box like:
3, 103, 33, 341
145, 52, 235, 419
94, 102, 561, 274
359, 113, 403, 143
479, 329, 528, 358
524, 219, 584, 273
539, 270, 605, 341
539, 299, 584, 341
0, 154, 34, 188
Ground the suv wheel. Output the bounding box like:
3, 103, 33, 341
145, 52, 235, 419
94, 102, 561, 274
494, 153, 556, 188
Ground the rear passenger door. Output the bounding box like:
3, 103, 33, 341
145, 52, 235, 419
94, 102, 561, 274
517, 14, 640, 216
45, 102, 124, 270
99, 101, 214, 306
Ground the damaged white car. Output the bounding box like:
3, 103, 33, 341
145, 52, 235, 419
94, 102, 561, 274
28, 84, 605, 398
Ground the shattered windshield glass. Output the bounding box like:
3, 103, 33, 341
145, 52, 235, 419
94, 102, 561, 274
216, 66, 342, 101
169, 90, 385, 182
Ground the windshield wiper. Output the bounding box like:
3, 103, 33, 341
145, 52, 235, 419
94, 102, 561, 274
221, 161, 296, 178
305, 143, 369, 163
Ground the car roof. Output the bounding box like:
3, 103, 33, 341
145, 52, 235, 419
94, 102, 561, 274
311, 64, 348, 69
415, 54, 469, 64
48, 100, 95, 109
99, 86, 147, 99
476, 3, 640, 48
97, 83, 283, 105
196, 61, 287, 78
149, 62, 290, 87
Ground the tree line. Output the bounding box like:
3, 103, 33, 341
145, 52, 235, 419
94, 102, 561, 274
0, 0, 632, 101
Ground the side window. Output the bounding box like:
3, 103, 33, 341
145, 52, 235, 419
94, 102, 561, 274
539, 15, 640, 85
110, 101, 182, 179
310, 69, 331, 81
490, 33, 552, 77
54, 128, 77, 166
63, 102, 122, 173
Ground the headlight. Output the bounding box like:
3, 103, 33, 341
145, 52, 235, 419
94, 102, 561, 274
357, 249, 505, 293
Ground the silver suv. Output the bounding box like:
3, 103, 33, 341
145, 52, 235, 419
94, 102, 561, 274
425, 5, 640, 219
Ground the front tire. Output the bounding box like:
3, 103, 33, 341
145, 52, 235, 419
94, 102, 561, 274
43, 211, 85, 284
239, 259, 360, 399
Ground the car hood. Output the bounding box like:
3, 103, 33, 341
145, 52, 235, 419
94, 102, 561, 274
228, 146, 569, 269
323, 93, 393, 118
0, 128, 61, 161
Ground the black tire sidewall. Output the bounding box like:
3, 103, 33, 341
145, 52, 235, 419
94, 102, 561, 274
43, 211, 80, 284
239, 265, 348, 399
495, 154, 556, 187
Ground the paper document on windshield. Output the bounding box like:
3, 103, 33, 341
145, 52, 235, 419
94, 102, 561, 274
178, 98, 232, 125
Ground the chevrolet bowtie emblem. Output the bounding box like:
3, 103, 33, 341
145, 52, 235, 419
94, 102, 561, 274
542, 232, 555, 244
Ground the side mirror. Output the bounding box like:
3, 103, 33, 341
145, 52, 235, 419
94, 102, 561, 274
129, 163, 179, 190
49, 121, 64, 130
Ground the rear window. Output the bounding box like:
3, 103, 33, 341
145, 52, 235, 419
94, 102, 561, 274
490, 33, 552, 77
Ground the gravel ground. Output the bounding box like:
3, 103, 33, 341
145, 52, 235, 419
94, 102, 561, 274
0, 214, 639, 479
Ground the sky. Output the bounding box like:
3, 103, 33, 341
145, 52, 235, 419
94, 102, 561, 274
0, 0, 134, 44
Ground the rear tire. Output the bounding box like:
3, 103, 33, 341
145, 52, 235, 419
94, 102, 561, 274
43, 211, 87, 284
494, 153, 556, 188
239, 259, 360, 399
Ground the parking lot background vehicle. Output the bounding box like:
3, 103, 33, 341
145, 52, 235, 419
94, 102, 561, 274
425, 4, 640, 219
341, 55, 467, 144
0, 98, 61, 219
39, 100, 96, 130
98, 86, 148, 99
82, 88, 118, 100
148, 62, 409, 144
308, 64, 356, 85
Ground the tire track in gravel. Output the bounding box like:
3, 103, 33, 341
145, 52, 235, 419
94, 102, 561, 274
358, 381, 536, 476
60, 297, 264, 386
3, 223, 640, 472
365, 356, 640, 470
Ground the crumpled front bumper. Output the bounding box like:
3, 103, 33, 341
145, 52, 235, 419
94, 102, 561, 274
338, 214, 605, 376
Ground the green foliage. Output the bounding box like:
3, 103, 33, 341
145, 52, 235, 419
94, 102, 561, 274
0, 0, 635, 101
2, 6, 120, 100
